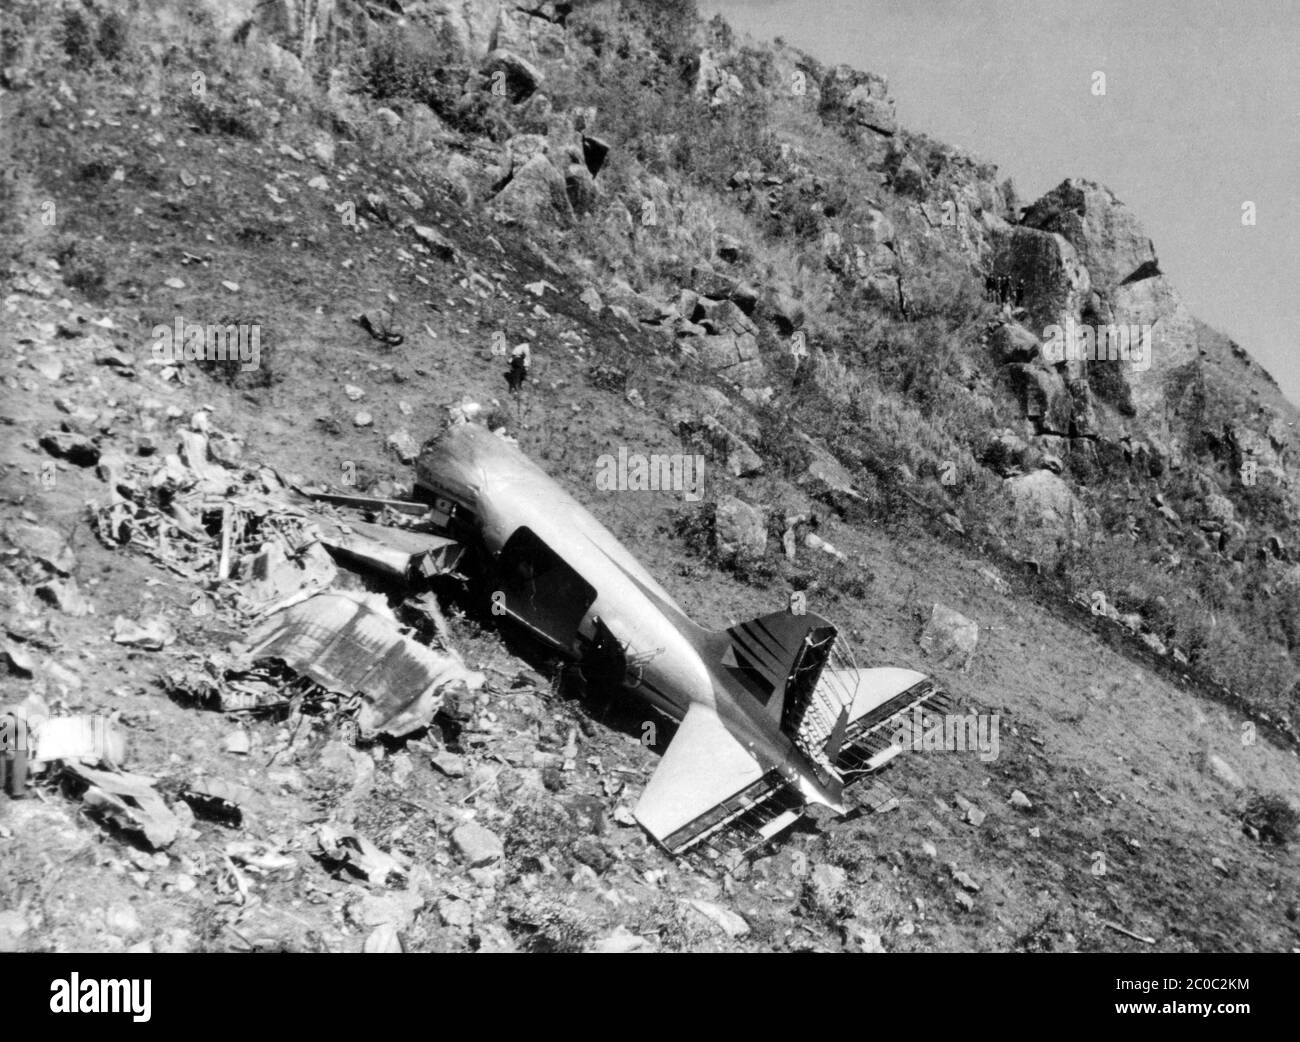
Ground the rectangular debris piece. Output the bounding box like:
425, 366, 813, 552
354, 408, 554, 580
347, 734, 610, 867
247, 592, 484, 738
310, 519, 463, 582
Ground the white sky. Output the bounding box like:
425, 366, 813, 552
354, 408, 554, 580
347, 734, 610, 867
703, 0, 1300, 406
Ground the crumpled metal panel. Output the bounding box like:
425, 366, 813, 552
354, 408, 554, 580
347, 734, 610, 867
248, 592, 484, 737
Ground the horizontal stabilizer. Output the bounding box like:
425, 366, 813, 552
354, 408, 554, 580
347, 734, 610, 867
832, 668, 951, 777
634, 705, 775, 853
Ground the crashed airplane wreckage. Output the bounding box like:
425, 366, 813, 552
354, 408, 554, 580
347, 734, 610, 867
396, 423, 951, 857
89, 419, 948, 857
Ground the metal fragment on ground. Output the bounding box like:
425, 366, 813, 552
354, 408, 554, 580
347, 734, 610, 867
62, 762, 180, 850
247, 591, 485, 738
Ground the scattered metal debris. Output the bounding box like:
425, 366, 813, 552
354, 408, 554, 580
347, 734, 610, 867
247, 591, 485, 739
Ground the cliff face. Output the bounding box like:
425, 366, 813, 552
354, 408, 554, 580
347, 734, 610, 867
1, 0, 1297, 954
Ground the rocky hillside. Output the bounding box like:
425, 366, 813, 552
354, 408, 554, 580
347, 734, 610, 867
0, 0, 1297, 953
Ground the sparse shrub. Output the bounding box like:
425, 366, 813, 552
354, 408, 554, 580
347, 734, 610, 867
56, 240, 108, 301
799, 868, 853, 926
502, 795, 580, 870
96, 9, 128, 62
182, 92, 263, 140
726, 545, 779, 585
504, 896, 594, 953
359, 26, 441, 103
671, 500, 717, 558
1241, 790, 1299, 846
60, 7, 96, 68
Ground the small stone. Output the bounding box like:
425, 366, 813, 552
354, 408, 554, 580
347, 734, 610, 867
953, 793, 987, 827
430, 751, 465, 778
452, 821, 504, 867
592, 926, 652, 953
437, 897, 473, 929
222, 730, 250, 755
105, 903, 142, 937
1009, 789, 1033, 810
3, 643, 36, 676
0, 910, 29, 950
363, 923, 403, 953
1206, 753, 1243, 790
353, 411, 373, 428
468, 866, 500, 888
685, 899, 749, 939
954, 891, 975, 912
344, 384, 365, 401
164, 277, 185, 290
842, 919, 885, 952
386, 429, 419, 464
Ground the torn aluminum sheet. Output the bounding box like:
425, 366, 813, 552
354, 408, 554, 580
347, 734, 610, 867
413, 422, 951, 858
62, 762, 181, 850
239, 539, 338, 606
315, 823, 408, 886
246, 591, 485, 738
30, 714, 128, 768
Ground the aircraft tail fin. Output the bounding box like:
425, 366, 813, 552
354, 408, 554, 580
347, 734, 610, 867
714, 611, 849, 779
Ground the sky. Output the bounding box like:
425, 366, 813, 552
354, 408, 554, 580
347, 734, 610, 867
701, 0, 1300, 406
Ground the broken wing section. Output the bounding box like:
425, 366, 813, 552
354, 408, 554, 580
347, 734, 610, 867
247, 592, 484, 738
635, 705, 800, 855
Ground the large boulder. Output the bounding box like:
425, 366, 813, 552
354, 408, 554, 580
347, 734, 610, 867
1225, 417, 1290, 486
918, 604, 979, 670
481, 49, 543, 103
1006, 470, 1087, 536
680, 331, 764, 387
989, 320, 1042, 364
426, 1, 500, 64
715, 496, 767, 561
668, 386, 762, 446
489, 3, 568, 61
1020, 179, 1158, 295
694, 49, 745, 107
991, 225, 1091, 332
1201, 492, 1237, 531
1007, 363, 1073, 435
695, 297, 757, 337
797, 436, 868, 515
819, 64, 897, 135
491, 152, 573, 225
1105, 275, 1199, 411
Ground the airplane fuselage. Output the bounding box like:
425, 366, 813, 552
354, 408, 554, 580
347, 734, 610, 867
415, 424, 845, 811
